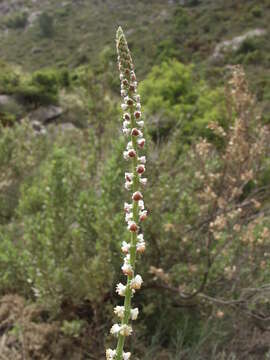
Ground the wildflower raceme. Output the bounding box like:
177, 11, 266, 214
106, 27, 148, 360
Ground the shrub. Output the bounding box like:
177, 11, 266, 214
139, 60, 225, 144
39, 12, 54, 38
5, 12, 28, 29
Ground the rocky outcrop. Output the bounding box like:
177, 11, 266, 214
0, 95, 13, 107
28, 106, 64, 124
211, 29, 266, 61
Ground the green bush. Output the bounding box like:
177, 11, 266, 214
5, 12, 28, 29
251, 6, 262, 18
139, 60, 225, 144
39, 12, 54, 38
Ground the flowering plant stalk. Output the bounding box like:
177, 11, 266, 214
106, 27, 148, 360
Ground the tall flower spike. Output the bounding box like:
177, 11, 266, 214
106, 27, 148, 360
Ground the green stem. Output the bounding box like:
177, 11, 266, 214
115, 108, 139, 360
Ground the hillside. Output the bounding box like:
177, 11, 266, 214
1, 0, 269, 118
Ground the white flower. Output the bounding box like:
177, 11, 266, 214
120, 73, 124, 80
116, 283, 126, 296
137, 138, 145, 148
135, 94, 140, 102
124, 202, 132, 213
138, 156, 146, 164
121, 241, 131, 254
127, 149, 136, 158
122, 128, 131, 136
106, 348, 116, 360
136, 102, 141, 110
114, 305, 125, 319
122, 262, 133, 276
123, 120, 130, 129
120, 324, 133, 336
125, 172, 133, 182
127, 141, 133, 149
140, 178, 147, 186
124, 254, 131, 261
137, 234, 144, 242
110, 323, 121, 335
123, 112, 131, 121
125, 212, 133, 223
139, 210, 148, 221
130, 307, 139, 320
138, 200, 144, 210
130, 275, 143, 290
123, 151, 129, 160
125, 181, 133, 191
123, 352, 131, 360
121, 89, 127, 97
137, 121, 144, 128
136, 240, 146, 253
134, 111, 141, 119
121, 103, 128, 111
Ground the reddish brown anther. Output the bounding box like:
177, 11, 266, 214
132, 191, 143, 201
136, 165, 145, 174
131, 128, 140, 136
128, 149, 136, 158
129, 222, 138, 232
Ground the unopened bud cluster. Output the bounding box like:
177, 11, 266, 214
106, 27, 148, 360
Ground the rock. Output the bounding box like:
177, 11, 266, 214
211, 29, 266, 62
0, 95, 13, 107
28, 106, 63, 124
27, 11, 41, 28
